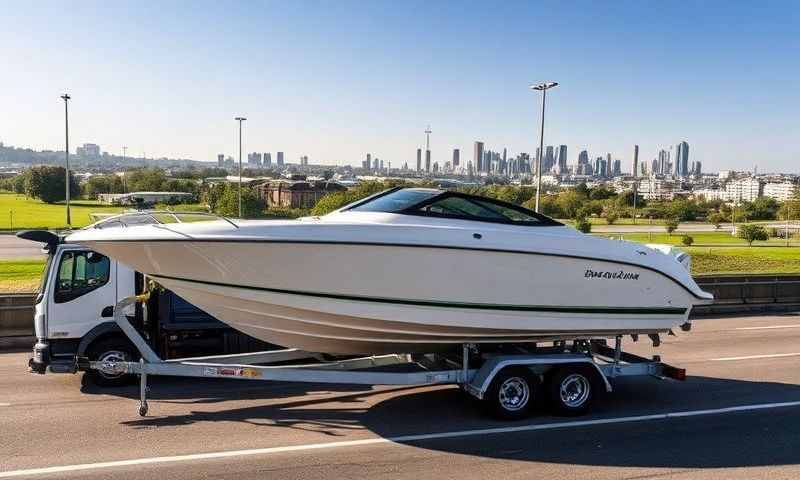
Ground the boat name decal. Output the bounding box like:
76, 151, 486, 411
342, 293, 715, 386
584, 269, 640, 280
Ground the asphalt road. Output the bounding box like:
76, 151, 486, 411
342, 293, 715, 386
4, 313, 800, 479
0, 234, 44, 259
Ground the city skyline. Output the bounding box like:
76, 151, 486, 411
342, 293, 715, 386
1, 1, 798, 172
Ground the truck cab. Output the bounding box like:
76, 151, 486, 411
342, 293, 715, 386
20, 229, 271, 386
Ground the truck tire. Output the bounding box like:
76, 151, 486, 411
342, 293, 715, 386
85, 337, 139, 387
483, 367, 537, 420
545, 364, 599, 416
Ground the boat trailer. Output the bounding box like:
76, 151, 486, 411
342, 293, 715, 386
78, 295, 686, 419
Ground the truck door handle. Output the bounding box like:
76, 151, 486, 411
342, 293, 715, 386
101, 306, 114, 318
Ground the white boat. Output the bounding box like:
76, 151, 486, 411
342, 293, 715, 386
66, 188, 713, 354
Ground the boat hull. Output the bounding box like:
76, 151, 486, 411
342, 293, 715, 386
82, 240, 698, 354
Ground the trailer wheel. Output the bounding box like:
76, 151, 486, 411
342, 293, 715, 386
483, 367, 537, 420
545, 365, 598, 416
85, 338, 139, 387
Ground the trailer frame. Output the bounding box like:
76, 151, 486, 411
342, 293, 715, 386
78, 296, 686, 418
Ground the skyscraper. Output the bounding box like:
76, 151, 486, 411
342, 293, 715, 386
425, 149, 431, 172
632, 145, 639, 178
577, 150, 589, 166
556, 145, 568, 173
675, 141, 690, 177
277, 151, 284, 166
416, 148, 422, 172
217, 154, 224, 167
474, 141, 484, 172
452, 148, 460, 167
544, 146, 555, 173
265, 153, 272, 166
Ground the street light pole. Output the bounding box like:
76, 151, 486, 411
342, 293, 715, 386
530, 82, 558, 213
60, 93, 72, 227
235, 117, 247, 218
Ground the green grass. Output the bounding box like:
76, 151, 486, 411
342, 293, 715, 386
595, 231, 800, 247
0, 192, 124, 230
688, 247, 800, 275
0, 258, 45, 293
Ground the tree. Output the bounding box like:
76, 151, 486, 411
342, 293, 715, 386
681, 235, 694, 246
23, 166, 80, 203
125, 167, 167, 192
707, 212, 724, 230
605, 210, 619, 225
665, 217, 679, 237
214, 184, 263, 218
737, 224, 768, 246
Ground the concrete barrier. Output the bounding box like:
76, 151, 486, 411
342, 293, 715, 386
0, 294, 36, 338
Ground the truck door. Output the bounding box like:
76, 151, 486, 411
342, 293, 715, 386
46, 249, 116, 339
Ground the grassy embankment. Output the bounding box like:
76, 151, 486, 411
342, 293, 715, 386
0, 192, 124, 230
0, 259, 45, 293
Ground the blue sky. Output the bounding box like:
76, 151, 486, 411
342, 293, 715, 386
1, 1, 798, 172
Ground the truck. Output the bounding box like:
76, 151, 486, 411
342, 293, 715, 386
18, 229, 273, 386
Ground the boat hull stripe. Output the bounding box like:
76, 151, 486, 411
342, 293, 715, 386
151, 274, 688, 315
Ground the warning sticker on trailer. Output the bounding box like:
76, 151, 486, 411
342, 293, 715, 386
203, 367, 262, 378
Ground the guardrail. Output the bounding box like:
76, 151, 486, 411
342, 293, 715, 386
1, 276, 799, 340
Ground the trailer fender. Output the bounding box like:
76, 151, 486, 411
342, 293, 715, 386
464, 354, 612, 400
77, 322, 126, 357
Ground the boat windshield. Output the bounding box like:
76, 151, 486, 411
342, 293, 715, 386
347, 188, 562, 226
348, 189, 441, 213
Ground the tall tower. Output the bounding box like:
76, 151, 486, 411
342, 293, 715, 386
452, 148, 460, 167
474, 141, 484, 172
632, 145, 639, 178
416, 148, 422, 172
424, 125, 432, 173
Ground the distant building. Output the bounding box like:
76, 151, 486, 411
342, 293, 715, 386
217, 154, 224, 167
474, 141, 484, 172
76, 143, 101, 157
631, 145, 639, 178
763, 181, 797, 201
259, 179, 346, 209
247, 152, 262, 165
725, 177, 762, 202
264, 153, 272, 166
674, 141, 690, 177
425, 150, 431, 172
416, 149, 422, 172
555, 145, 568, 174
277, 152, 284, 166
452, 148, 460, 167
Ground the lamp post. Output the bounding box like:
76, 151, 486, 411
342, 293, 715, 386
235, 117, 247, 218
60, 93, 72, 227
529, 82, 558, 213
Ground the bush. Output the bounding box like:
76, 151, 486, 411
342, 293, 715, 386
214, 184, 263, 218
573, 217, 591, 233
23, 166, 81, 203
681, 235, 694, 246
737, 224, 769, 246
605, 210, 619, 225
707, 212, 725, 229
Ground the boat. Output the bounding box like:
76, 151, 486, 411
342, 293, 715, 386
65, 187, 713, 355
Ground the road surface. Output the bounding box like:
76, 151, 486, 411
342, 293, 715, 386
3, 313, 800, 479
0, 234, 44, 259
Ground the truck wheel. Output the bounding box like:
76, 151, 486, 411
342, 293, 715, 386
545, 365, 598, 416
86, 338, 139, 387
483, 367, 537, 420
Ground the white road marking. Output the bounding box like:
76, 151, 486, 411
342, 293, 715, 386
711, 352, 800, 361
0, 403, 10, 407
735, 324, 800, 331
2, 400, 800, 478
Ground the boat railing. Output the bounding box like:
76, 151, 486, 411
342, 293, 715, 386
87, 210, 239, 230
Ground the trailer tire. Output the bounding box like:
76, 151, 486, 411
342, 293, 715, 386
85, 338, 139, 387
545, 364, 598, 416
483, 367, 537, 420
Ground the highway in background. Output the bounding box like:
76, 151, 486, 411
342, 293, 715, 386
3, 313, 800, 479
0, 234, 44, 259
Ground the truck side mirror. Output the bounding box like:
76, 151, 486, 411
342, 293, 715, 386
101, 306, 114, 318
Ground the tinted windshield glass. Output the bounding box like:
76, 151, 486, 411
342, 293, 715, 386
417, 195, 542, 224
349, 189, 440, 212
